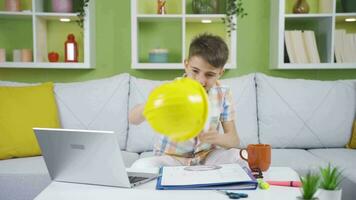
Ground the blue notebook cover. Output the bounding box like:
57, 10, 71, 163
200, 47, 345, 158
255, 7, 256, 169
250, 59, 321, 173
156, 165, 258, 190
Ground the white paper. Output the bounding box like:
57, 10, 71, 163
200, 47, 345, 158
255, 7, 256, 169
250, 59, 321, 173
161, 163, 252, 186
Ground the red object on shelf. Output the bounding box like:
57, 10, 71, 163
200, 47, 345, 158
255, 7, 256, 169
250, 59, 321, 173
48, 52, 59, 62
64, 34, 78, 62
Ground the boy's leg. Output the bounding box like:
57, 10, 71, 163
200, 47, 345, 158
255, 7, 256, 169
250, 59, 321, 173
131, 155, 183, 168
204, 148, 248, 167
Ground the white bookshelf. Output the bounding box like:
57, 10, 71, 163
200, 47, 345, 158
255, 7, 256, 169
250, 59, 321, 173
0, 0, 95, 69
270, 0, 356, 69
131, 0, 237, 70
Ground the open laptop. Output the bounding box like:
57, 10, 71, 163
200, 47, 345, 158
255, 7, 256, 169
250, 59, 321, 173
33, 128, 158, 188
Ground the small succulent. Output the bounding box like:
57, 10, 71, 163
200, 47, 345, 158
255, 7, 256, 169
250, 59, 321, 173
300, 172, 320, 200
223, 0, 247, 36
320, 164, 343, 190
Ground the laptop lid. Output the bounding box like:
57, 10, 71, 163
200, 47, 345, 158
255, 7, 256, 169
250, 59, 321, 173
33, 128, 132, 188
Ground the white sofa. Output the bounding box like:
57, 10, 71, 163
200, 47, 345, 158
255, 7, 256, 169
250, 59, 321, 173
0, 73, 355, 200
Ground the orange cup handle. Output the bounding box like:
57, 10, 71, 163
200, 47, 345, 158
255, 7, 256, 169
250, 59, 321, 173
239, 149, 248, 161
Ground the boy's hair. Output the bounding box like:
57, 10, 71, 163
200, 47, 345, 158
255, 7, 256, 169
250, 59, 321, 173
188, 33, 229, 68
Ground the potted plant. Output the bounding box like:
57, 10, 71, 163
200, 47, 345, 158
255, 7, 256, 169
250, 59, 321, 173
223, 0, 247, 36
317, 164, 343, 200
298, 172, 320, 200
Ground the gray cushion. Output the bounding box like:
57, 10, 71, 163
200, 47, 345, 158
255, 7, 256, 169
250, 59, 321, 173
55, 74, 130, 150
308, 148, 356, 169
126, 76, 167, 152
256, 73, 356, 148
220, 74, 259, 147
271, 149, 328, 175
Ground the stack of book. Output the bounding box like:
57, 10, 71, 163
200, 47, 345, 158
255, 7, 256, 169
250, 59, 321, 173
284, 30, 321, 64
334, 29, 356, 63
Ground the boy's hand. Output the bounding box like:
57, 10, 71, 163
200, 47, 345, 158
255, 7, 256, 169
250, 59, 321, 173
198, 127, 221, 145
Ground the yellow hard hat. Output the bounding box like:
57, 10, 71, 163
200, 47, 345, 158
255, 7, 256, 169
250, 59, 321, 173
143, 78, 209, 142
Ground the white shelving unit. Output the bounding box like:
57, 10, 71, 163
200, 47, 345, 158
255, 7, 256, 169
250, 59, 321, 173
131, 0, 237, 70
270, 0, 356, 69
0, 0, 95, 69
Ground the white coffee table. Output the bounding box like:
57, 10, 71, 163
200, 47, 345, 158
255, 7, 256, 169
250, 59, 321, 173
35, 167, 302, 200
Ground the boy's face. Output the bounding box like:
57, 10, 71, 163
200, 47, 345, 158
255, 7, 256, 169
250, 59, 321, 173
184, 56, 224, 91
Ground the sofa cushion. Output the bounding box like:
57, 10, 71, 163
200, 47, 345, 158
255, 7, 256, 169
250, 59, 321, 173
54, 74, 130, 150
126, 77, 167, 152
220, 74, 259, 147
308, 148, 356, 169
270, 149, 328, 176
0, 83, 60, 160
256, 73, 356, 148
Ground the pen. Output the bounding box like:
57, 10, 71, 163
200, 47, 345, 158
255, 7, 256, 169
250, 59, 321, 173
266, 181, 302, 187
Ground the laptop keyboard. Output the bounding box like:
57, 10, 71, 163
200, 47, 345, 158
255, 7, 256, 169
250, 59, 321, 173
128, 176, 148, 184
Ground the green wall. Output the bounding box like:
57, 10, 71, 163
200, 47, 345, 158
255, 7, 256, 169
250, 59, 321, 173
0, 0, 356, 83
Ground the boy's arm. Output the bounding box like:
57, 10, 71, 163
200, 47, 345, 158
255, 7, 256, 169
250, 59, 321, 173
198, 121, 240, 148
128, 104, 146, 125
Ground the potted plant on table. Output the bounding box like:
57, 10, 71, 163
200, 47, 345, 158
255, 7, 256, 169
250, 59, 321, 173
298, 172, 320, 200
317, 164, 343, 200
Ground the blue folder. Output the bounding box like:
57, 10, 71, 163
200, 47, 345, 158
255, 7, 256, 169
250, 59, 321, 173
156, 165, 258, 190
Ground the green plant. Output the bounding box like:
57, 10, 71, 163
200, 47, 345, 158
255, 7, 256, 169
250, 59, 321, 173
77, 0, 90, 29
223, 0, 247, 36
320, 164, 343, 190
300, 172, 320, 199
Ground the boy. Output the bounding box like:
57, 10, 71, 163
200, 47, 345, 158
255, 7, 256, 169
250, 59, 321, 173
129, 33, 241, 168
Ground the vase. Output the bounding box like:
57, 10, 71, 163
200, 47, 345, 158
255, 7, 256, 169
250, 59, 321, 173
52, 0, 73, 13
192, 0, 219, 14
293, 0, 310, 14
316, 189, 342, 200
341, 0, 356, 13
5, 0, 20, 12
296, 197, 319, 200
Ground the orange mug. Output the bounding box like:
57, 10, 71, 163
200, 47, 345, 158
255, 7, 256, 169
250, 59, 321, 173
239, 144, 271, 172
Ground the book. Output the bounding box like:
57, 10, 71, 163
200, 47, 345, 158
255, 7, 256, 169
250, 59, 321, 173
156, 164, 258, 190
285, 31, 296, 63
334, 30, 345, 63
303, 31, 320, 63
291, 30, 309, 63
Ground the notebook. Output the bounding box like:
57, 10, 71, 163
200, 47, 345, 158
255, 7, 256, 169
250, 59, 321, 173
156, 163, 258, 190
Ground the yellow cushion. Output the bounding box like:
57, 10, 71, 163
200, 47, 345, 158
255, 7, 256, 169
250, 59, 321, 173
0, 82, 60, 160
347, 120, 356, 149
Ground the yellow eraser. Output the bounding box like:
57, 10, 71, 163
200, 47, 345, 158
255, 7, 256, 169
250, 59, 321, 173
257, 179, 270, 190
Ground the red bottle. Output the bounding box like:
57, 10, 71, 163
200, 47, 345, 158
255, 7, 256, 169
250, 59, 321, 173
64, 34, 78, 62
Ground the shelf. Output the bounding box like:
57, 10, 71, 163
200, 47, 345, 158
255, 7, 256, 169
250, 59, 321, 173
131, 0, 237, 69
270, 0, 356, 69
35, 12, 79, 20
137, 14, 182, 22
185, 14, 225, 22
0, 0, 95, 69
276, 63, 356, 69
0, 11, 32, 19
132, 62, 235, 70
285, 13, 333, 19
0, 62, 91, 69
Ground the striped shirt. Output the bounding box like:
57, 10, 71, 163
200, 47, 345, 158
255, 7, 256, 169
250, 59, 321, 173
153, 81, 235, 165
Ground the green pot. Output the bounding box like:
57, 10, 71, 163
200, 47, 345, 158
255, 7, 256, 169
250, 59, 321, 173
341, 0, 356, 12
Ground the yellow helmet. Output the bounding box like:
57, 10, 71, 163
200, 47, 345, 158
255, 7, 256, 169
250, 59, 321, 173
143, 78, 209, 142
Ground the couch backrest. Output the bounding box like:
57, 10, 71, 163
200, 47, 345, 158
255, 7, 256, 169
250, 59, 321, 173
126, 74, 259, 153
256, 73, 356, 148
54, 73, 130, 150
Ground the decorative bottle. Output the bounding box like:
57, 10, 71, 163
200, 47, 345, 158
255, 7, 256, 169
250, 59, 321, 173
64, 34, 78, 62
